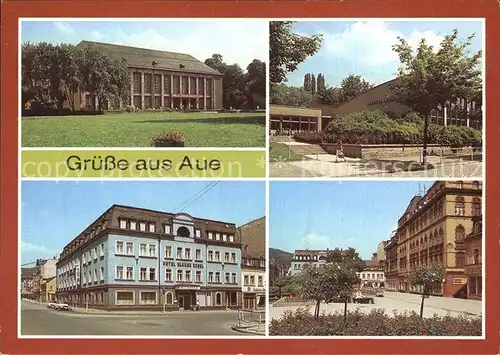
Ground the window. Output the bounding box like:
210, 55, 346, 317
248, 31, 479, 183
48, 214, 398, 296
208, 232, 213, 240
244, 275, 249, 286
149, 245, 156, 257
258, 276, 263, 286
130, 221, 137, 230
94, 247, 98, 260
140, 244, 147, 256
224, 252, 230, 262
126, 266, 134, 280
149, 267, 156, 281
164, 224, 172, 234
100, 244, 104, 257
225, 272, 230, 283
149, 223, 155, 233
115, 266, 124, 279
176, 247, 183, 259
208, 250, 214, 261
473, 248, 481, 264
140, 267, 147, 280
195, 249, 202, 260
231, 253, 236, 263
215, 292, 222, 306
165, 246, 172, 258
231, 273, 237, 284
259, 259, 265, 267
195, 229, 201, 238
456, 253, 465, 267
139, 222, 146, 232
229, 235, 234, 243
165, 269, 172, 281
215, 251, 220, 262
177, 226, 190, 238
119, 219, 127, 229
185, 270, 191, 282
250, 276, 255, 285
177, 270, 183, 282
455, 225, 465, 243
126, 242, 134, 255
216, 233, 221, 241
196, 270, 202, 282
185, 248, 191, 260
165, 292, 174, 305
208, 272, 214, 283
93, 269, 97, 283
215, 272, 221, 283
455, 197, 465, 216
456, 181, 463, 189
116, 291, 134, 305
100, 267, 104, 281
472, 181, 479, 189
222, 234, 227, 242
82, 253, 87, 264
472, 198, 481, 216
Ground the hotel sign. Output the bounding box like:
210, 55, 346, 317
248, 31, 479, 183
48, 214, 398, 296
163, 261, 204, 269
452, 277, 467, 285
175, 285, 201, 291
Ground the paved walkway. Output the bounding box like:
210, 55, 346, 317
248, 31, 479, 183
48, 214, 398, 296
270, 155, 482, 178
269, 291, 482, 320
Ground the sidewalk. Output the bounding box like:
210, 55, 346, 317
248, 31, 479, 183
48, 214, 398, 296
71, 307, 238, 315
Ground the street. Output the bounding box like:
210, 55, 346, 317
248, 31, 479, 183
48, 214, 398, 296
270, 291, 483, 320
21, 300, 250, 336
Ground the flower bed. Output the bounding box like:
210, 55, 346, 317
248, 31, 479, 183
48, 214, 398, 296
269, 308, 482, 336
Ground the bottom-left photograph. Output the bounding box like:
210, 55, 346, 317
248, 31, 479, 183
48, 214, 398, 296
20, 180, 266, 337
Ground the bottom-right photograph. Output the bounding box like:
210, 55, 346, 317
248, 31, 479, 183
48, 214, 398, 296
268, 180, 483, 337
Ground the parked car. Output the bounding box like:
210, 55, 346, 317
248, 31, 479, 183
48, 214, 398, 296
55, 303, 73, 311
375, 288, 385, 297
47, 302, 58, 309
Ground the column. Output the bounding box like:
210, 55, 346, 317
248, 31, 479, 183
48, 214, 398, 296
466, 99, 470, 127
180, 75, 183, 95
161, 73, 165, 108
130, 72, 134, 107
170, 75, 174, 108
140, 72, 145, 110
195, 77, 200, 109
443, 105, 447, 126
308, 117, 311, 131
203, 77, 207, 110
212, 78, 216, 109
187, 76, 191, 109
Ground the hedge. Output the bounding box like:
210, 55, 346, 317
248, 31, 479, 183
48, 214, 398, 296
298, 110, 483, 147
269, 308, 482, 336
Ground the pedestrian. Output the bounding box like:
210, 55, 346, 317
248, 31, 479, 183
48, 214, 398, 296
196, 299, 200, 311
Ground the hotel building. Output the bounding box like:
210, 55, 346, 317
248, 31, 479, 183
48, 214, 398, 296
56, 205, 242, 310
387, 180, 482, 297
72, 41, 223, 111
288, 249, 328, 276
464, 214, 482, 300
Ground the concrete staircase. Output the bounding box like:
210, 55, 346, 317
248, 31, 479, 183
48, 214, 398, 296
270, 135, 295, 143
289, 143, 328, 156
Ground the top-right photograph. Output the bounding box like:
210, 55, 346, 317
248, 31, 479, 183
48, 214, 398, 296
269, 20, 484, 178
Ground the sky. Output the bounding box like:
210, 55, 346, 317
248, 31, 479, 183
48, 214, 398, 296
269, 180, 435, 260
20, 181, 265, 265
21, 20, 268, 70
286, 20, 484, 87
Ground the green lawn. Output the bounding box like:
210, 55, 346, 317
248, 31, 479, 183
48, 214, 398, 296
269, 142, 309, 162
22, 112, 265, 147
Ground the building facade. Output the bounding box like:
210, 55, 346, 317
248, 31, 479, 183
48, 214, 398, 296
464, 215, 482, 300
72, 41, 224, 111
56, 205, 242, 310
40, 277, 57, 302
269, 105, 323, 134
315, 78, 482, 130
289, 249, 328, 276
21, 267, 37, 299
391, 181, 482, 297
238, 217, 266, 310
32, 258, 57, 302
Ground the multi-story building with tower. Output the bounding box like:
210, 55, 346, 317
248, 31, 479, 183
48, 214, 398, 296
56, 205, 242, 310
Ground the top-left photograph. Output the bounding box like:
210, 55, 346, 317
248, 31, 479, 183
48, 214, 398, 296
20, 19, 267, 148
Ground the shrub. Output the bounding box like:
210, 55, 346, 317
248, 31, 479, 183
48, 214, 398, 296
269, 307, 482, 336
293, 131, 325, 144
152, 131, 185, 147
125, 105, 135, 112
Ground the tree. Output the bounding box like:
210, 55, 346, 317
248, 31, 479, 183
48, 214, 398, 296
340, 74, 374, 103
391, 29, 482, 165
326, 247, 366, 272
269, 21, 323, 83
318, 86, 342, 107
303, 73, 312, 92
317, 73, 326, 95
55, 44, 82, 112
275, 275, 299, 298
245, 59, 266, 109
311, 74, 317, 95
409, 265, 446, 318
270, 83, 316, 107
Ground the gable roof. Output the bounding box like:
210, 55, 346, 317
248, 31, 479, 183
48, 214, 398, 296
76, 41, 223, 76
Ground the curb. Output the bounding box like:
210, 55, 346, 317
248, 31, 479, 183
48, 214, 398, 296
231, 325, 264, 336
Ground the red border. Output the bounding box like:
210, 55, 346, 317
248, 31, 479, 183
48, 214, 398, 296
2, 1, 499, 354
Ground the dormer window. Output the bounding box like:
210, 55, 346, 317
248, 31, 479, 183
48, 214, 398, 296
152, 60, 159, 67
179, 64, 185, 69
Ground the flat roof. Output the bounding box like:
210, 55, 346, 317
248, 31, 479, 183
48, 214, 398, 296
269, 105, 321, 117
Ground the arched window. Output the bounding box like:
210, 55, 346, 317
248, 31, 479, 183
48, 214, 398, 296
215, 292, 222, 306
472, 181, 479, 189
439, 228, 444, 243
472, 198, 481, 216
438, 201, 444, 216
455, 225, 465, 243
177, 226, 191, 238
455, 197, 465, 216
166, 292, 173, 305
